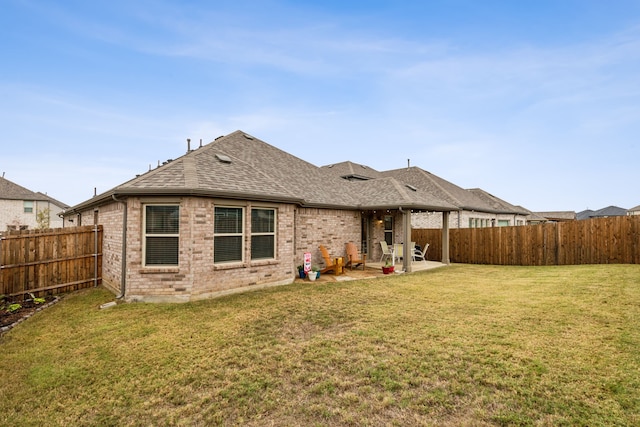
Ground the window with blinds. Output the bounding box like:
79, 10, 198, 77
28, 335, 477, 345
214, 207, 244, 263
251, 208, 275, 260
144, 205, 179, 265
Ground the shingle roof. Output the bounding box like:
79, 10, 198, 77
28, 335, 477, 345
320, 161, 382, 180
0, 176, 51, 202
467, 188, 529, 215
349, 177, 458, 211
536, 211, 577, 220
67, 131, 457, 213
577, 206, 627, 219
379, 167, 500, 212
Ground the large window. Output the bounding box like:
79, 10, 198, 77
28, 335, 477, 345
214, 207, 244, 263
144, 205, 179, 266
251, 208, 275, 260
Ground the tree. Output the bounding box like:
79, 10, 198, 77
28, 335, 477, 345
36, 207, 51, 229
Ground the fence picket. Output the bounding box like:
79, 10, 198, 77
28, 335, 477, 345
0, 226, 102, 299
412, 216, 640, 266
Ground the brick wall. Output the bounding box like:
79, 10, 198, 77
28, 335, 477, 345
0, 199, 64, 231
96, 201, 125, 295
69, 197, 365, 302
411, 210, 528, 229
294, 207, 361, 270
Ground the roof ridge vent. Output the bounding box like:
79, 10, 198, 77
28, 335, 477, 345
215, 153, 232, 164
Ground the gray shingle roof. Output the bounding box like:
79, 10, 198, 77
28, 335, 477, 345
67, 131, 457, 213
1, 176, 52, 202
577, 206, 627, 219
467, 188, 529, 215
379, 167, 501, 212
320, 161, 382, 180
536, 211, 577, 221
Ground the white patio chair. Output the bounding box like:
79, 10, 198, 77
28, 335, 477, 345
413, 243, 429, 262
393, 243, 403, 263
379, 241, 393, 263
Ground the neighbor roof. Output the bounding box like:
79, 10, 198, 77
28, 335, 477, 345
0, 176, 57, 203
536, 211, 577, 221
66, 131, 457, 213
577, 206, 627, 219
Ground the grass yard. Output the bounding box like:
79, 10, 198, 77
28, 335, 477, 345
1, 264, 639, 426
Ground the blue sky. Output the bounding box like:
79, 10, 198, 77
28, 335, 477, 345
2, 0, 639, 212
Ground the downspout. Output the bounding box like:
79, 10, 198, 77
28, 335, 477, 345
112, 194, 127, 299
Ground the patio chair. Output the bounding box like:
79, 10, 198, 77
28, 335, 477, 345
413, 243, 429, 262
345, 242, 366, 270
319, 245, 337, 274
379, 241, 393, 263
393, 243, 403, 263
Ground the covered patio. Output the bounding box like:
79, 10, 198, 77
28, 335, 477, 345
294, 259, 447, 284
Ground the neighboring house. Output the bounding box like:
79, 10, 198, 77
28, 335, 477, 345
466, 188, 530, 227
322, 162, 530, 229
628, 205, 640, 216
62, 131, 458, 303
577, 206, 627, 220
0, 176, 68, 233
516, 206, 548, 225
534, 211, 577, 222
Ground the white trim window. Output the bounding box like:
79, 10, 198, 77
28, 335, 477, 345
144, 205, 179, 266
24, 201, 34, 213
251, 208, 276, 260
214, 206, 244, 263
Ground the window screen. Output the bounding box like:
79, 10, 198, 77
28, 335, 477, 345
214, 207, 243, 263
145, 205, 179, 266
251, 208, 275, 259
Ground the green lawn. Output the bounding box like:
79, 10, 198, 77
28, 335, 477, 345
1, 264, 639, 426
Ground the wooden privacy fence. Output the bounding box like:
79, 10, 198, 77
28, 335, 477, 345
0, 225, 103, 299
412, 216, 640, 266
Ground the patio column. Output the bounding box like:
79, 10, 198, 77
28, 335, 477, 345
442, 211, 450, 264
403, 208, 412, 273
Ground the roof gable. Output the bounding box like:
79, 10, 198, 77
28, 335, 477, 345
321, 161, 382, 180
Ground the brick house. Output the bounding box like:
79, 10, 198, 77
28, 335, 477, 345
0, 176, 68, 232
63, 131, 457, 302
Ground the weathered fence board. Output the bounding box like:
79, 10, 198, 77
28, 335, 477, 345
0, 225, 102, 299
412, 216, 640, 266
